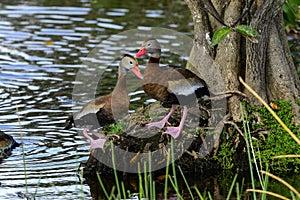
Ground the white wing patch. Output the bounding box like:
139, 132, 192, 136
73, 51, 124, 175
74, 101, 105, 120
167, 78, 204, 96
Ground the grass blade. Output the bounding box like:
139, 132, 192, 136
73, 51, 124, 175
208, 191, 213, 200
178, 166, 194, 200
96, 172, 110, 200
240, 103, 256, 199
148, 152, 154, 200
226, 174, 238, 200
261, 165, 269, 200
121, 181, 126, 200
109, 186, 116, 199
153, 180, 156, 200
168, 175, 183, 200
170, 139, 178, 189
144, 161, 149, 199
111, 142, 121, 199
194, 187, 205, 200
244, 108, 263, 189
138, 163, 144, 199
16, 106, 28, 194
164, 149, 171, 199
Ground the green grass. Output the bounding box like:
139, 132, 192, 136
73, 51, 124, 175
246, 100, 300, 172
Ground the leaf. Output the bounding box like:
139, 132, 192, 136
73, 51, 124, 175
211, 26, 231, 46
235, 25, 258, 37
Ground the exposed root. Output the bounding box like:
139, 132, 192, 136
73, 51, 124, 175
223, 119, 245, 140
204, 90, 249, 102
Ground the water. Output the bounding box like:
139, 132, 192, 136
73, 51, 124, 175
0, 0, 193, 199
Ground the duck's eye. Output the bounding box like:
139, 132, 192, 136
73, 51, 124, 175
147, 42, 152, 47
129, 60, 133, 65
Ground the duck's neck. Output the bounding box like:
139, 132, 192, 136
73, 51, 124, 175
148, 56, 160, 64
143, 56, 161, 85
113, 75, 127, 95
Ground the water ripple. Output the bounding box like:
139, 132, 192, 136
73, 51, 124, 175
0, 0, 190, 199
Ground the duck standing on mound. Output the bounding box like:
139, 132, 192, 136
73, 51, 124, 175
136, 38, 209, 139
65, 54, 143, 149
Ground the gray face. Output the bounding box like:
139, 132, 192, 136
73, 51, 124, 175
119, 56, 138, 76
143, 39, 161, 57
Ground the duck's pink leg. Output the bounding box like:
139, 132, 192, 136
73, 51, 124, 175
146, 104, 176, 129
163, 106, 188, 139
83, 128, 106, 149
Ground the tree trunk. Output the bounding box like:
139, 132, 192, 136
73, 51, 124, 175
185, 0, 300, 123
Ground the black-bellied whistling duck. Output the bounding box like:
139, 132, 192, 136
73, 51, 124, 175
65, 54, 143, 149
136, 38, 209, 139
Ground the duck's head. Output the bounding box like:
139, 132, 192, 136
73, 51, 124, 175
119, 54, 143, 79
136, 38, 161, 58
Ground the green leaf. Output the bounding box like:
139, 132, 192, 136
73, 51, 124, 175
211, 26, 231, 46
235, 25, 258, 37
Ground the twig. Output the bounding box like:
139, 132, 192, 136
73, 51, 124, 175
239, 76, 300, 146
246, 189, 289, 200
261, 170, 300, 198
273, 155, 300, 159
199, 0, 228, 27
231, 0, 255, 27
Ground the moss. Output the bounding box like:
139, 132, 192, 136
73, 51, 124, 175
216, 140, 236, 170
106, 121, 127, 135
246, 100, 300, 172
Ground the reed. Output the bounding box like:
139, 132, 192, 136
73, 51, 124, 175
240, 103, 257, 199
16, 106, 28, 195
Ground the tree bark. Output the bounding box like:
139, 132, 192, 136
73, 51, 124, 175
245, 0, 285, 104
185, 0, 300, 123
213, 0, 242, 121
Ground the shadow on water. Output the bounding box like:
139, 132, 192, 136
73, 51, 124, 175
0, 0, 299, 199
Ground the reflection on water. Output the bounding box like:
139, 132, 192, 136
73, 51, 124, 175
0, 0, 193, 199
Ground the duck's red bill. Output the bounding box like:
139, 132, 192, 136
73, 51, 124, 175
131, 65, 143, 79
135, 47, 147, 58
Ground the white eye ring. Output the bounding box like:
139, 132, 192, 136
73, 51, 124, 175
129, 60, 133, 65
